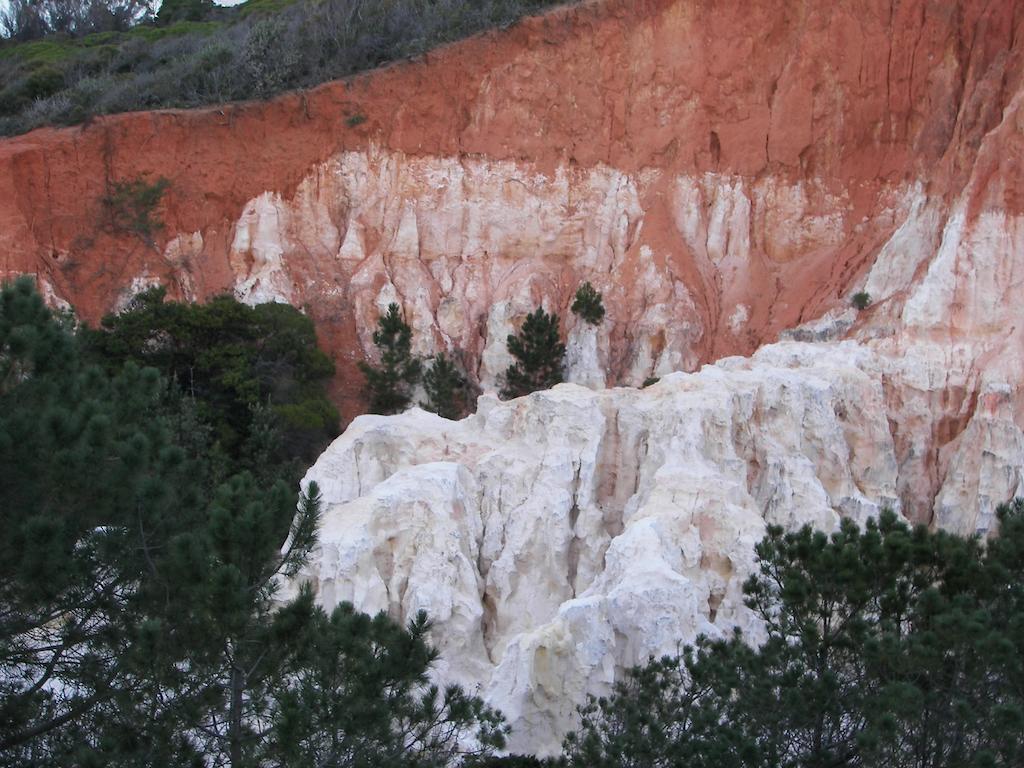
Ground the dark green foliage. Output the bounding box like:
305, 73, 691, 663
158, 476, 323, 768
83, 286, 338, 476
852, 291, 872, 310
422, 353, 472, 420
0, 277, 505, 767
0, 0, 579, 137
359, 303, 421, 415
468, 756, 557, 767
22, 63, 64, 99
157, 0, 215, 25
501, 308, 565, 399
641, 376, 659, 388
269, 607, 507, 766
564, 646, 751, 768
0, 276, 200, 762
102, 175, 170, 239
564, 507, 1024, 768
570, 282, 605, 325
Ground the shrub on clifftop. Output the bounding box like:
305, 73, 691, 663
359, 302, 422, 415
501, 307, 565, 400
422, 352, 472, 420
571, 282, 605, 326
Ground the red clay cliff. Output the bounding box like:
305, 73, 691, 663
0, 0, 1021, 425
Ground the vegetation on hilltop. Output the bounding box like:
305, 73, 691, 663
0, 0, 576, 137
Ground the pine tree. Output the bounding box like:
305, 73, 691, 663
358, 303, 422, 415
571, 282, 605, 325
0, 277, 200, 762
851, 291, 872, 310
421, 353, 471, 420
501, 308, 565, 400
160, 475, 322, 768
268, 607, 507, 766
84, 286, 339, 475
0, 280, 510, 768
564, 508, 1024, 768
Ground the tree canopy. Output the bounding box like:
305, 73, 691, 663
359, 302, 421, 415
501, 308, 565, 400
570, 282, 605, 326
83, 286, 339, 478
0, 278, 504, 767
564, 507, 1024, 768
421, 353, 472, 420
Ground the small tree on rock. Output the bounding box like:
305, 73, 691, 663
422, 353, 471, 420
359, 303, 421, 415
851, 291, 872, 310
571, 282, 605, 325
501, 308, 565, 400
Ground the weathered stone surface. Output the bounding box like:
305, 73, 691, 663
292, 340, 914, 753
1, 0, 1020, 421
4, 0, 1024, 754
293, 283, 1024, 752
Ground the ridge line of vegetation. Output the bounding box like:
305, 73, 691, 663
0, 0, 580, 137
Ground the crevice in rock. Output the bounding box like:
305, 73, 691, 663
707, 589, 723, 624
593, 404, 638, 540
567, 459, 582, 597
373, 537, 396, 616
353, 440, 364, 496
476, 486, 491, 581
480, 589, 498, 663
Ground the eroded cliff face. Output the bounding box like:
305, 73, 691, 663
3, 0, 1024, 753
290, 342, 899, 752
2, 0, 1020, 416
290, 333, 1024, 754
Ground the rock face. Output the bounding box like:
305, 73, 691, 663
291, 352, 816, 753
3, 0, 1024, 754
291, 337, 1009, 754
1, 0, 1020, 418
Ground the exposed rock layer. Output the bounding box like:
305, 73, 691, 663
1, 0, 1020, 420
293, 335, 1024, 754
298, 343, 888, 753
3, 0, 1024, 752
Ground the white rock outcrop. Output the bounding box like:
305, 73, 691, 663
278, 31, 1024, 758
290, 340, 926, 754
